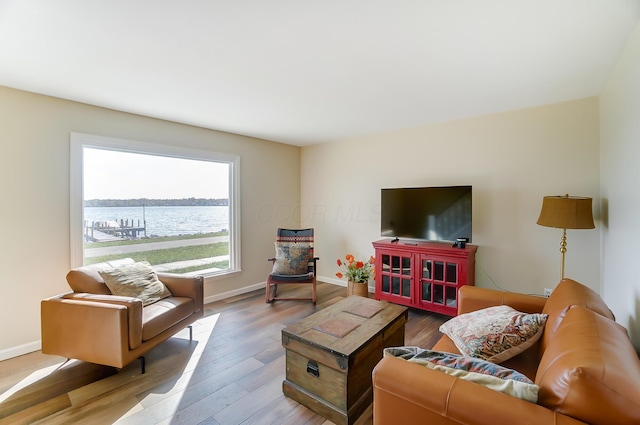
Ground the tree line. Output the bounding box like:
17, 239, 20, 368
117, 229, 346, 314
84, 198, 229, 207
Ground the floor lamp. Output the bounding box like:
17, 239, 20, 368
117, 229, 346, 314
536, 194, 595, 280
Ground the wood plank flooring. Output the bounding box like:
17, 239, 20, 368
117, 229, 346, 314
0, 282, 448, 425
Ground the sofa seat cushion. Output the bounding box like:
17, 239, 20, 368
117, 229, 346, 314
142, 297, 194, 341
535, 306, 640, 425
432, 333, 461, 354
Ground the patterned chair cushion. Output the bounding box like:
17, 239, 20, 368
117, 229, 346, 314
272, 242, 313, 275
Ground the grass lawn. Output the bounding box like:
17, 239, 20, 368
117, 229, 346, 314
84, 231, 229, 273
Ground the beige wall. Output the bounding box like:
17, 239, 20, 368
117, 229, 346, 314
302, 98, 601, 299
600, 21, 640, 348
0, 86, 301, 359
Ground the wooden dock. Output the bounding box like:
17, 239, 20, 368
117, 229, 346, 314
84, 219, 146, 242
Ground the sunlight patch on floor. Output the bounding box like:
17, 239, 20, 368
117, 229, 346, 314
0, 358, 77, 403
115, 313, 221, 424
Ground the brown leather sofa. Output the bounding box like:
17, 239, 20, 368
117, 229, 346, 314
372, 279, 640, 425
41, 258, 204, 373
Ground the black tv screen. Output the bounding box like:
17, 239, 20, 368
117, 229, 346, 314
381, 186, 472, 242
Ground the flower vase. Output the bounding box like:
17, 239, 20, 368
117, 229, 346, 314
347, 279, 369, 297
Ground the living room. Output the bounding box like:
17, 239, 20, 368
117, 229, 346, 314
1, 0, 639, 382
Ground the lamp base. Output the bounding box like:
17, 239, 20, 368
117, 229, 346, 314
560, 228, 567, 280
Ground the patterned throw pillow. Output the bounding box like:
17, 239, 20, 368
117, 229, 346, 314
384, 347, 539, 402
98, 260, 172, 306
439, 305, 548, 363
272, 242, 313, 275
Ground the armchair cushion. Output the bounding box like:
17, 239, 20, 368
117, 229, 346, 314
272, 242, 313, 275
142, 297, 195, 341
98, 260, 171, 306
439, 305, 548, 363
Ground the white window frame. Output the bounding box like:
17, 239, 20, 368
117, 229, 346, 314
70, 132, 241, 278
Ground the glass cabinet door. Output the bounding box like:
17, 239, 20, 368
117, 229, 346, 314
420, 259, 432, 302
418, 255, 459, 308
380, 253, 412, 300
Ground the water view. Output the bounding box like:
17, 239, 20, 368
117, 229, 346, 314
84, 205, 229, 237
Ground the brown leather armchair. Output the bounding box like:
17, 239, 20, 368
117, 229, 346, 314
41, 258, 204, 373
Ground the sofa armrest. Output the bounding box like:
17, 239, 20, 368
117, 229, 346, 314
41, 296, 132, 368
372, 356, 586, 425
157, 273, 204, 313
458, 286, 547, 315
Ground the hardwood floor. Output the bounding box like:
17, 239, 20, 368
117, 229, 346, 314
0, 282, 448, 425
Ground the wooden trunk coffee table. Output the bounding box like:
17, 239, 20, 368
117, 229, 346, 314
281, 296, 408, 425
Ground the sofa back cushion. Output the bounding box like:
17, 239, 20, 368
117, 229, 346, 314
66, 258, 135, 294
535, 306, 640, 425
540, 278, 614, 352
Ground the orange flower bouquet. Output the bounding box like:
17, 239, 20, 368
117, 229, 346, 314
336, 254, 375, 283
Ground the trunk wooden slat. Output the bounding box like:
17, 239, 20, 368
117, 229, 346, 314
281, 296, 408, 425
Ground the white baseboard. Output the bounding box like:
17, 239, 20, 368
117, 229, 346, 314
319, 275, 373, 293
320, 275, 347, 287
2, 279, 369, 361
203, 281, 266, 304
0, 340, 41, 362
202, 277, 368, 304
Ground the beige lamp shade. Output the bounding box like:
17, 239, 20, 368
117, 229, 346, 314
537, 195, 595, 230
537, 194, 595, 280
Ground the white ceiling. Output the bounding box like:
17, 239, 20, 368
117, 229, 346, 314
0, 1, 638, 146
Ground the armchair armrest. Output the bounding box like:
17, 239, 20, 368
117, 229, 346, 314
156, 273, 204, 314
458, 286, 547, 315
60, 293, 143, 348
373, 356, 586, 425
41, 295, 132, 368
62, 292, 142, 307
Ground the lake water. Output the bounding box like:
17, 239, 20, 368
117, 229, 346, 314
84, 206, 229, 237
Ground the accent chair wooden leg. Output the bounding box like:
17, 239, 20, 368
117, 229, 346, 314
312, 281, 317, 304
188, 325, 193, 341
139, 356, 146, 374
266, 280, 277, 303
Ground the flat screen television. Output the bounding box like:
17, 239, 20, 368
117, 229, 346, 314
381, 186, 472, 242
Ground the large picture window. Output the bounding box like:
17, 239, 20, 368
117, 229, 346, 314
70, 133, 240, 278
